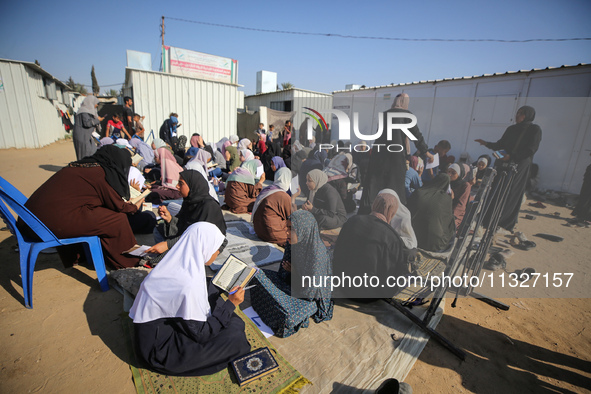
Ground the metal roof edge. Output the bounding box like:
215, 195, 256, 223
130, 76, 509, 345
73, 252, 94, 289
125, 67, 240, 87
245, 87, 332, 98
0, 58, 69, 89
332, 63, 591, 93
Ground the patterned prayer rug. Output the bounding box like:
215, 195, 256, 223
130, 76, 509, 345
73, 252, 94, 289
122, 308, 310, 394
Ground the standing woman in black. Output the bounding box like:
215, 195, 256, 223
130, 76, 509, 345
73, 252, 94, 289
476, 105, 542, 232
358, 93, 431, 213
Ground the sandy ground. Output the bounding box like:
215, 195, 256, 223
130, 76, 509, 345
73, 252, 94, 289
0, 139, 590, 393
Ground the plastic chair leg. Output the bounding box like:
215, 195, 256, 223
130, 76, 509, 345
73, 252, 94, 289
25, 246, 43, 309
18, 243, 32, 308
87, 240, 109, 292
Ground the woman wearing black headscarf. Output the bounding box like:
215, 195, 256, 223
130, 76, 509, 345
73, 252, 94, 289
407, 173, 456, 252
476, 105, 542, 231
261, 138, 281, 179
21, 145, 142, 269
147, 170, 226, 256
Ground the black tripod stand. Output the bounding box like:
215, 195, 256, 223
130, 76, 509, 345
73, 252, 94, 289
383, 164, 518, 360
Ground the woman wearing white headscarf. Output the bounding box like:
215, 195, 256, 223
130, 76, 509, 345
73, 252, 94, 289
73, 95, 104, 160
252, 167, 293, 245
238, 138, 252, 151
378, 189, 418, 250
130, 222, 250, 376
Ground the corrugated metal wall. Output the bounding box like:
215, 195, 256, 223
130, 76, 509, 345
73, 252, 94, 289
332, 66, 591, 193
0, 61, 66, 149
129, 69, 239, 145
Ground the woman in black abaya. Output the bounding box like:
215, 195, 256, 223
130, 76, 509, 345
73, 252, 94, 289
147, 170, 226, 257
476, 105, 542, 232
358, 93, 430, 213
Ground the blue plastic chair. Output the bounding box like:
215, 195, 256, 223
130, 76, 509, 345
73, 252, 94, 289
0, 177, 109, 308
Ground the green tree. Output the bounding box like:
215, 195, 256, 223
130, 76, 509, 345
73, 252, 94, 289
66, 76, 88, 94
105, 89, 119, 97
281, 82, 294, 90
66, 76, 76, 90
75, 83, 88, 94
91, 65, 99, 95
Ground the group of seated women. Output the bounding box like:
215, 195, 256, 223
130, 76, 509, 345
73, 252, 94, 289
22, 118, 504, 379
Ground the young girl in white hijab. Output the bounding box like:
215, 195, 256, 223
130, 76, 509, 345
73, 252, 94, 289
130, 222, 250, 376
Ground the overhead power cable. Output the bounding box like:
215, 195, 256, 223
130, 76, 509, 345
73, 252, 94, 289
164, 16, 591, 43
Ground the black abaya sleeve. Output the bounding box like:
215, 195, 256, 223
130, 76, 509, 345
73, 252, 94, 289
179, 298, 236, 344
410, 124, 429, 155
485, 128, 511, 151
511, 125, 542, 163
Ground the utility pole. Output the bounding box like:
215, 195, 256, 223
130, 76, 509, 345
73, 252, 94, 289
161, 16, 165, 72
161, 16, 165, 47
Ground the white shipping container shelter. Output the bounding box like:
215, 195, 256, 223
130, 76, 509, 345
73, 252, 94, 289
244, 88, 333, 141
123, 68, 240, 145
332, 64, 591, 194
0, 59, 72, 149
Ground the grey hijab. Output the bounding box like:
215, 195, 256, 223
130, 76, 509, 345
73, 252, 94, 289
77, 95, 99, 118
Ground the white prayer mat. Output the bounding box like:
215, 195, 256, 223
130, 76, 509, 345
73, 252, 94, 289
209, 220, 285, 271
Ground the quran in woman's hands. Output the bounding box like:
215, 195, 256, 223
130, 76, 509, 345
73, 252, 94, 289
212, 255, 259, 293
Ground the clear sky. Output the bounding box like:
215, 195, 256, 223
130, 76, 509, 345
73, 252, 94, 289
1, 0, 589, 96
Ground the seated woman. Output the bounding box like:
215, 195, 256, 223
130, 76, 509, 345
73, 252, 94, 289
239, 149, 255, 163
184, 133, 203, 163
202, 144, 224, 178
302, 169, 347, 230
473, 154, 492, 188
448, 163, 472, 229
224, 145, 241, 173
407, 173, 456, 252
324, 153, 356, 212
238, 138, 253, 151
405, 156, 423, 199
20, 145, 142, 269
261, 140, 281, 180
130, 222, 250, 376
147, 169, 226, 258
377, 189, 418, 251
127, 165, 157, 234
129, 138, 155, 171
185, 160, 220, 202
147, 147, 184, 203
207, 142, 226, 172
298, 150, 324, 198
223, 160, 265, 214
250, 210, 333, 338
332, 192, 408, 298
271, 156, 286, 173
252, 167, 292, 245
99, 137, 114, 147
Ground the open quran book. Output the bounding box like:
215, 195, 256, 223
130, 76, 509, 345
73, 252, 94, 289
129, 188, 151, 205
212, 255, 258, 293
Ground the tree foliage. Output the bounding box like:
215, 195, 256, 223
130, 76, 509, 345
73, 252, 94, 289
280, 82, 294, 90
91, 65, 100, 95
66, 76, 88, 94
